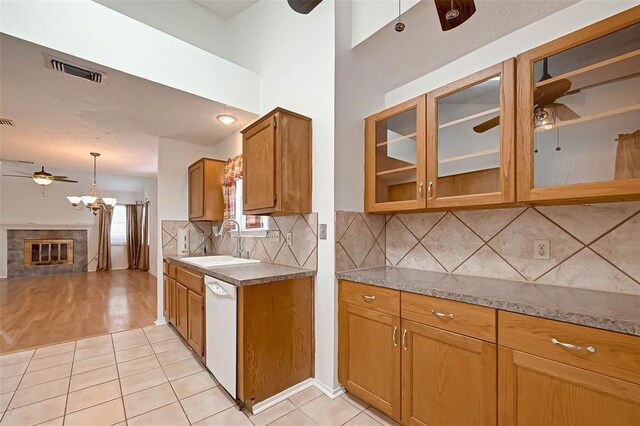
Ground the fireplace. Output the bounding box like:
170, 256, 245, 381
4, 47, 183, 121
25, 239, 74, 266
7, 229, 88, 278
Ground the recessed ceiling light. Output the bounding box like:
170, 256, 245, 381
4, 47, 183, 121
217, 114, 236, 125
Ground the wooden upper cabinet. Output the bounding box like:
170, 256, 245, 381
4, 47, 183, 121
426, 59, 516, 208
188, 158, 225, 221
516, 7, 640, 203
365, 96, 427, 213
242, 108, 312, 216
403, 320, 496, 426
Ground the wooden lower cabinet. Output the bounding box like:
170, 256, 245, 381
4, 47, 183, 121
498, 347, 640, 425
402, 320, 496, 426
187, 291, 204, 357
175, 282, 188, 338
168, 278, 177, 325
338, 302, 401, 420
163, 275, 169, 320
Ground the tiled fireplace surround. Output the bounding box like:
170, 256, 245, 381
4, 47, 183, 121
336, 202, 640, 296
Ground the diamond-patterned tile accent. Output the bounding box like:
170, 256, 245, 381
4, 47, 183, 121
336, 244, 357, 272
396, 244, 444, 272
455, 246, 524, 281
536, 202, 640, 244
336, 211, 358, 242
386, 216, 418, 265
454, 207, 525, 241
488, 209, 582, 281
536, 249, 640, 295
289, 217, 317, 265
422, 214, 483, 272
340, 215, 376, 267
591, 214, 640, 282
397, 212, 445, 240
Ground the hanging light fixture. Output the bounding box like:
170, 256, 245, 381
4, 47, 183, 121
67, 152, 117, 215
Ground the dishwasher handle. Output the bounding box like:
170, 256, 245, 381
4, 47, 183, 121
206, 283, 230, 296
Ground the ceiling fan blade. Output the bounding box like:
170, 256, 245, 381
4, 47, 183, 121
534, 78, 572, 106
3, 175, 32, 178
287, 0, 323, 14
566, 71, 640, 96
552, 103, 580, 121
53, 177, 78, 183
434, 0, 476, 31
52, 175, 69, 179
0, 159, 34, 165
13, 170, 33, 176
473, 115, 500, 133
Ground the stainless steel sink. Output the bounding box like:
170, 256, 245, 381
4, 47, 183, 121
180, 256, 260, 268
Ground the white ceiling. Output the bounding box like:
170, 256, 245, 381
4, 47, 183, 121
0, 35, 256, 176
193, 0, 259, 19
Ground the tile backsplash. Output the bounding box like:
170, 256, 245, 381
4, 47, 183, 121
162, 213, 318, 270
336, 202, 640, 295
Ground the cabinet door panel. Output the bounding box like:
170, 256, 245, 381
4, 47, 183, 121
402, 320, 496, 426
176, 282, 188, 338
163, 275, 169, 320
365, 96, 427, 213
187, 291, 204, 357
427, 59, 515, 209
338, 303, 401, 420
243, 117, 277, 212
188, 161, 204, 219
499, 347, 640, 426
169, 278, 177, 325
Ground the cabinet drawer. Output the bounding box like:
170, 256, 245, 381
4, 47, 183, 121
177, 267, 203, 295
499, 311, 640, 385
401, 292, 496, 343
168, 264, 177, 279
339, 280, 400, 316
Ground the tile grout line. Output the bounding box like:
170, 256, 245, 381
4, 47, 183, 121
0, 345, 38, 423
60, 340, 78, 426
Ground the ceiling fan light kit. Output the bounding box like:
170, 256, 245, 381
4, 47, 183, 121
67, 152, 117, 215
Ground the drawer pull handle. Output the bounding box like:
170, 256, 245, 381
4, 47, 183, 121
551, 337, 596, 353
402, 329, 408, 351
431, 309, 455, 319
361, 294, 376, 302
392, 326, 398, 347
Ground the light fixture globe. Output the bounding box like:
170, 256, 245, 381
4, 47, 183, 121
32, 167, 54, 186
216, 114, 237, 125
67, 152, 117, 214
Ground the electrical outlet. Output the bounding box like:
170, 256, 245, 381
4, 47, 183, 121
268, 231, 280, 243
534, 240, 550, 260
319, 224, 327, 240
286, 232, 293, 246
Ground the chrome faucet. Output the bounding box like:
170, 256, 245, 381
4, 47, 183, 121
214, 219, 247, 258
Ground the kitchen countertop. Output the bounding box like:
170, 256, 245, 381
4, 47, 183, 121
336, 266, 640, 337
164, 255, 316, 286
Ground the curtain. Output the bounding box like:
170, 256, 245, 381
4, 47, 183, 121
126, 205, 141, 269
96, 208, 112, 272
223, 156, 262, 229
139, 202, 150, 272
615, 130, 640, 180
126, 202, 150, 272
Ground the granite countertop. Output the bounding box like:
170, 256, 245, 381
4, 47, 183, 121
165, 255, 316, 286
336, 266, 640, 337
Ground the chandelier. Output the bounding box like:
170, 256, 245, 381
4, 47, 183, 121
67, 152, 117, 215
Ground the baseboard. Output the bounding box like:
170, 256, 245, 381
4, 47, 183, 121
251, 378, 345, 414
251, 378, 316, 414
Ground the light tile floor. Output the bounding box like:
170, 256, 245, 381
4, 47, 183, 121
0, 325, 399, 426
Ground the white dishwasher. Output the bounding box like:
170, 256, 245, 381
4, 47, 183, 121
205, 276, 237, 399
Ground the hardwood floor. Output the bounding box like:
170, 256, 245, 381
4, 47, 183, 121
0, 270, 157, 354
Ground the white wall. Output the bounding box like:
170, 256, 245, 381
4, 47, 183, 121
0, 167, 155, 277
0, 0, 260, 114
386, 0, 640, 106
351, 0, 420, 47
155, 137, 217, 322
228, 0, 339, 393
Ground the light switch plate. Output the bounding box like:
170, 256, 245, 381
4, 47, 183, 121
319, 224, 327, 240
268, 231, 280, 243
286, 232, 293, 246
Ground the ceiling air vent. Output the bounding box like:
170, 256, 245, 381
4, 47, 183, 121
48, 57, 103, 83
0, 118, 15, 127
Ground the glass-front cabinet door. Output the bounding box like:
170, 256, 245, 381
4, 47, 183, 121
365, 96, 426, 213
517, 10, 640, 202
425, 60, 516, 208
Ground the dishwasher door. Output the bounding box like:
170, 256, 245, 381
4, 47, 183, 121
205, 276, 237, 399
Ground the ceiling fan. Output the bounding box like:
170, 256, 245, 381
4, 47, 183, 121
288, 0, 476, 32
473, 58, 580, 133
3, 166, 78, 186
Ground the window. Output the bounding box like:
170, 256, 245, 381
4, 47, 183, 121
234, 178, 269, 235
110, 205, 127, 245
